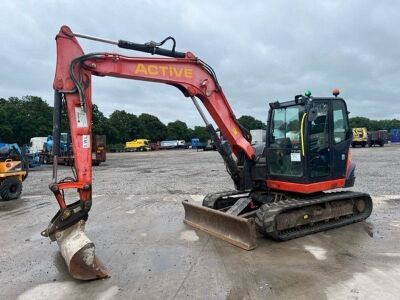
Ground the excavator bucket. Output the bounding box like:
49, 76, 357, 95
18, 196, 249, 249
55, 220, 110, 280
182, 200, 257, 250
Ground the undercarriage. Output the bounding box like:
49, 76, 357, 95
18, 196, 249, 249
183, 189, 373, 249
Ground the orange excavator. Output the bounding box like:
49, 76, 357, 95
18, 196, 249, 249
42, 26, 373, 280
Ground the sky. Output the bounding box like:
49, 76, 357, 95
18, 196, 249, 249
1, 0, 399, 128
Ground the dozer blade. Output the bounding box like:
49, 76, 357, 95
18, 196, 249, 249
182, 200, 257, 250
56, 220, 110, 280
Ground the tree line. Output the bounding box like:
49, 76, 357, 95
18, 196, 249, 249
0, 96, 266, 146
3, 96, 398, 146
349, 116, 400, 132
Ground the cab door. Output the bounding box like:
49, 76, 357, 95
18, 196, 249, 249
307, 101, 332, 180
330, 99, 351, 178
267, 106, 304, 179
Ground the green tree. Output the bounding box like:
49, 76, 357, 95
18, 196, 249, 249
107, 110, 142, 143
0, 98, 13, 142
166, 120, 188, 140
192, 126, 209, 142
138, 113, 167, 141
186, 128, 195, 141
92, 104, 108, 135
349, 117, 370, 130
349, 117, 400, 131
238, 115, 266, 130
0, 96, 53, 145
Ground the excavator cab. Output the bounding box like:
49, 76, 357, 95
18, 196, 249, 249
266, 94, 355, 192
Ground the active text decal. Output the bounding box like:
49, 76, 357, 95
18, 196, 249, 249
134, 64, 193, 78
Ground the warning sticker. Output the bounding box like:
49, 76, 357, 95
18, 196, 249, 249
75, 107, 88, 128
82, 135, 90, 149
291, 152, 301, 162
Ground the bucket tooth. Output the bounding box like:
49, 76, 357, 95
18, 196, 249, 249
182, 200, 257, 250
55, 220, 110, 280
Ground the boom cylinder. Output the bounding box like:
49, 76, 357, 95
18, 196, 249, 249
191, 97, 242, 189
52, 91, 62, 181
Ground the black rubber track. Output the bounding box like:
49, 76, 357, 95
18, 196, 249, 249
255, 191, 373, 240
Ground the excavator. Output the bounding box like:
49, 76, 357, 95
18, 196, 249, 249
41, 25, 373, 280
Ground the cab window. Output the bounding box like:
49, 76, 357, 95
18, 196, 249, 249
309, 103, 329, 151
270, 107, 301, 148
332, 101, 348, 144
268, 106, 303, 177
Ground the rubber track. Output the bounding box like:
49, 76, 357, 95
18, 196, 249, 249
255, 191, 373, 240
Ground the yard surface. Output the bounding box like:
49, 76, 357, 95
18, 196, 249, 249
1, 145, 400, 299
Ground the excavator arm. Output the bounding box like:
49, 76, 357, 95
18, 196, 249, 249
43, 25, 256, 280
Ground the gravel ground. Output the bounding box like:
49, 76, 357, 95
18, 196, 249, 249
1, 145, 400, 299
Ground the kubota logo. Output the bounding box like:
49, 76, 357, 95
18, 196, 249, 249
134, 63, 193, 78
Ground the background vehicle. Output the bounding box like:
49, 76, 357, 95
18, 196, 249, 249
160, 140, 188, 149
26, 137, 48, 168
125, 139, 151, 151
203, 141, 217, 151
368, 130, 388, 147
250, 129, 266, 145
191, 138, 216, 151
150, 141, 161, 151
0, 143, 28, 201
39, 134, 68, 164
42, 26, 372, 281
351, 128, 368, 147
29, 137, 48, 153
191, 138, 206, 150
92, 135, 107, 165
39, 134, 106, 165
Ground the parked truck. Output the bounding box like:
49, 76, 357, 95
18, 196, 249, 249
92, 135, 107, 165
191, 138, 217, 151
368, 130, 388, 147
160, 140, 188, 150
38, 134, 106, 165
125, 139, 151, 151
352, 128, 368, 147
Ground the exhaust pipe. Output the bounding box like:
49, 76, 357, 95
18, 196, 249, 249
55, 220, 109, 280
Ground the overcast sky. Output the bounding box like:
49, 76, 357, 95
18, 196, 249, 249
1, 0, 399, 127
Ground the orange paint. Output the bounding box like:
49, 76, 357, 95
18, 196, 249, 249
266, 178, 346, 194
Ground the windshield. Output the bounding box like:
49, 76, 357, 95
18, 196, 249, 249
268, 105, 304, 177
270, 106, 302, 148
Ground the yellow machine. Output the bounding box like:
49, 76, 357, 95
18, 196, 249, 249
352, 128, 368, 147
0, 143, 28, 201
125, 139, 151, 151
